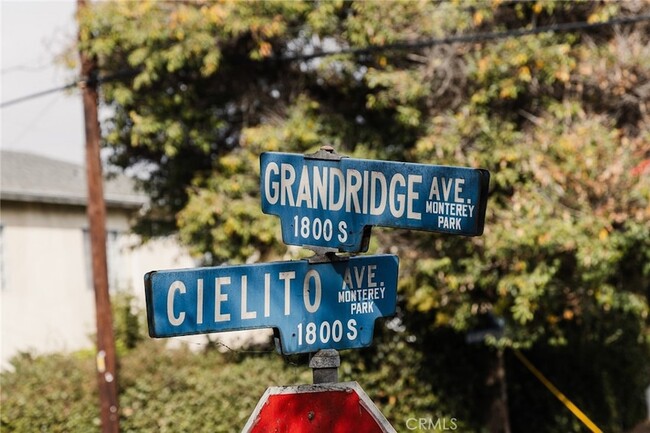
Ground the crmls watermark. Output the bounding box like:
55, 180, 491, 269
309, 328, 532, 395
405, 417, 458, 431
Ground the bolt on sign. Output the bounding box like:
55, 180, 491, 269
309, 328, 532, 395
260, 151, 490, 252
145, 255, 398, 354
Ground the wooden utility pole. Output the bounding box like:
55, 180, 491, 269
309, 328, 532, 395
77, 1, 120, 431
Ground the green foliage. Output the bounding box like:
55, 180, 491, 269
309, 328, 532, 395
116, 342, 310, 432
70, 1, 650, 432
0, 343, 302, 432
0, 353, 98, 432
76, 0, 316, 235
112, 291, 146, 355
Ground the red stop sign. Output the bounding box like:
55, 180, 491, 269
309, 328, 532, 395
242, 381, 395, 433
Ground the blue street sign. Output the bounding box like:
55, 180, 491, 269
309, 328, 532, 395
145, 255, 398, 354
260, 152, 490, 252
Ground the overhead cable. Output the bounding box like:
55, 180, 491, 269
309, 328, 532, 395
281, 13, 650, 61
0, 68, 140, 109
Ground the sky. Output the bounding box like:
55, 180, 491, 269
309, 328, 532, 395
1, 0, 84, 165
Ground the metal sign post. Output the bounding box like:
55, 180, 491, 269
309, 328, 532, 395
309, 349, 340, 384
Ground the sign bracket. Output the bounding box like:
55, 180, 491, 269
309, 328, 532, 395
306, 250, 347, 264
309, 349, 340, 384
304, 145, 348, 161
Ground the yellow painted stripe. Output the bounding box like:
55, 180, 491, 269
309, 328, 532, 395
513, 348, 603, 433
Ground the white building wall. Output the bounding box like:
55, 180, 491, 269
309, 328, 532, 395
1, 222, 96, 367
0, 201, 198, 368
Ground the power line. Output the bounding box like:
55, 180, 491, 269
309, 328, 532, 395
0, 82, 78, 109
282, 13, 650, 61
2, 13, 649, 109
0, 69, 139, 109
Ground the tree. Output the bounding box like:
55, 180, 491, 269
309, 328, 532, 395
76, 1, 650, 431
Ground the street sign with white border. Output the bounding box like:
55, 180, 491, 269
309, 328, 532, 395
145, 254, 398, 354
260, 151, 490, 252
